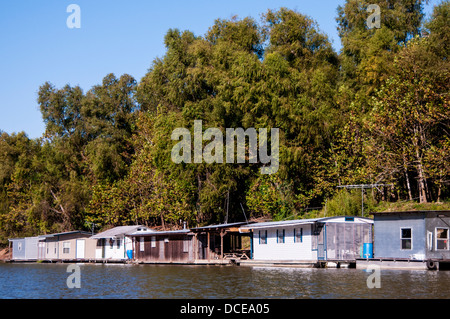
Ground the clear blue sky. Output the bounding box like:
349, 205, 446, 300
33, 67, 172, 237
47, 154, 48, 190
0, 1, 440, 139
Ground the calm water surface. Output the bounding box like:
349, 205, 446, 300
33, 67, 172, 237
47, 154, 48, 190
0, 263, 449, 299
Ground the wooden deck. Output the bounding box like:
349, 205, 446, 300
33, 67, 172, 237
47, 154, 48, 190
7, 258, 130, 264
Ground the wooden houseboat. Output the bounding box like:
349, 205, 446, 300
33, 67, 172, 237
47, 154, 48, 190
129, 229, 195, 264
190, 222, 252, 264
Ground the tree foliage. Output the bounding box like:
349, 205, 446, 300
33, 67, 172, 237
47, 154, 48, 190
1, 3, 449, 243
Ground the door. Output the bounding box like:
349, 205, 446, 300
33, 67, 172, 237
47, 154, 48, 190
198, 234, 207, 259
316, 224, 327, 260
76, 239, 85, 259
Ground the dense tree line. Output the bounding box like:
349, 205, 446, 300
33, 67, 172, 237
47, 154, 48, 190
0, 1, 449, 244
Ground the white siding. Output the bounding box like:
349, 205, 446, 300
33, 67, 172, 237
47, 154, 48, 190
95, 236, 133, 260
253, 225, 316, 261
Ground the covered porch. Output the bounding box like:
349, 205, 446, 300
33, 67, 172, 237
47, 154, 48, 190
190, 222, 252, 263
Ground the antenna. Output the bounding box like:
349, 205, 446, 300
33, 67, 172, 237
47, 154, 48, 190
240, 203, 248, 224
336, 184, 392, 216
224, 190, 229, 224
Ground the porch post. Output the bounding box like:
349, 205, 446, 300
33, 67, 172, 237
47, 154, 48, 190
220, 229, 224, 260
207, 232, 210, 262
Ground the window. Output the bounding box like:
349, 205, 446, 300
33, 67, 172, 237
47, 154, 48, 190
436, 228, 449, 250
17, 242, 22, 251
63, 241, 70, 254
345, 217, 354, 222
109, 238, 114, 249
401, 228, 412, 250
294, 228, 303, 243
277, 229, 285, 244
139, 237, 145, 252
183, 237, 189, 253
259, 230, 267, 245
117, 239, 121, 249
151, 236, 156, 248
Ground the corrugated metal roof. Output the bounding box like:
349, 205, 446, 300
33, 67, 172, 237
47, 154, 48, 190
241, 216, 373, 229
128, 229, 192, 236
8, 231, 91, 241
371, 210, 450, 215
240, 219, 318, 229
190, 221, 250, 231
39, 230, 92, 238
91, 225, 150, 239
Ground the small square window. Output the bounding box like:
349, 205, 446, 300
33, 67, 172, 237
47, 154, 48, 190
183, 237, 189, 253
436, 228, 449, 250
277, 229, 285, 244
401, 228, 412, 250
63, 241, 70, 254
259, 230, 267, 245
295, 228, 303, 243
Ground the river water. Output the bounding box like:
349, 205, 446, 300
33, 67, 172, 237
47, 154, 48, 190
0, 263, 449, 299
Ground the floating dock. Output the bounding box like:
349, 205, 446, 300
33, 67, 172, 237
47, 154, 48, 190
356, 258, 450, 270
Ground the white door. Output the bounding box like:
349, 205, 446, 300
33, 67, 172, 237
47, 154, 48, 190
76, 239, 85, 259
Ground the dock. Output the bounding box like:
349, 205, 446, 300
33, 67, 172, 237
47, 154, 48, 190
356, 258, 450, 270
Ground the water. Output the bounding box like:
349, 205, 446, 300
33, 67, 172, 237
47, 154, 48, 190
0, 263, 449, 299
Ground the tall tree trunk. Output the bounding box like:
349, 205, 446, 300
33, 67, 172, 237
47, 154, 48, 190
403, 153, 413, 201
413, 127, 428, 203
416, 155, 428, 203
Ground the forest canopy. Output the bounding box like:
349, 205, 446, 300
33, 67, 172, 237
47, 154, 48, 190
0, 1, 449, 244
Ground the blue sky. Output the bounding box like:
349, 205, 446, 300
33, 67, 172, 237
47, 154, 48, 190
0, 1, 441, 139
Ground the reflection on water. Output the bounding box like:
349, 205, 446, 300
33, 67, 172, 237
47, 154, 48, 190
0, 263, 449, 299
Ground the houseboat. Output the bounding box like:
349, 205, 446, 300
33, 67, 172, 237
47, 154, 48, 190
91, 225, 150, 262
190, 222, 252, 264
129, 229, 195, 264
356, 210, 450, 270
8, 231, 96, 262
240, 216, 373, 268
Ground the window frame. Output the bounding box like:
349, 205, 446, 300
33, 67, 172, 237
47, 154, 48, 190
259, 230, 267, 245
400, 227, 412, 250
63, 241, 70, 254
294, 228, 303, 243
183, 236, 189, 253
277, 229, 285, 244
435, 227, 449, 251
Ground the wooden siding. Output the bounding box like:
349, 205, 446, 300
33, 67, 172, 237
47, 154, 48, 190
134, 234, 194, 263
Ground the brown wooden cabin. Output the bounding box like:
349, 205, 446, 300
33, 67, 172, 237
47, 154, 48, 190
190, 222, 252, 261
130, 229, 195, 263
